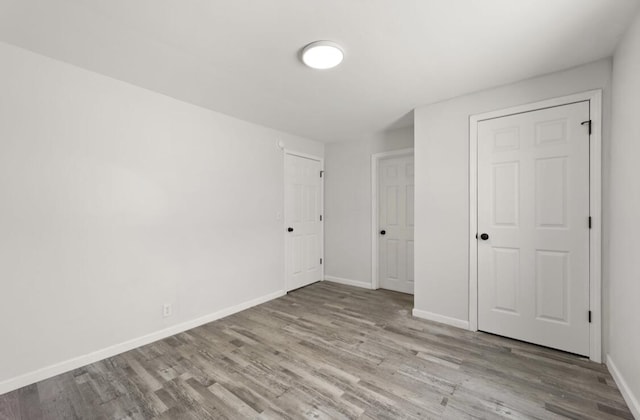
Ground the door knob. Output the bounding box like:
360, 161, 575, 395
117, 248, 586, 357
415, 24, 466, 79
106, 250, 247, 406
380, 230, 386, 235
480, 233, 489, 240
287, 227, 294, 232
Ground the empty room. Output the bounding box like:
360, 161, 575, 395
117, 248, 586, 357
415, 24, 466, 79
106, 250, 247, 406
1, 0, 639, 419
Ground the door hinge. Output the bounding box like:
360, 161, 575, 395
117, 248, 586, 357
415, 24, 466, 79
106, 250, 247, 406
320, 215, 323, 221
320, 170, 324, 178
581, 120, 592, 135
588, 310, 592, 323
320, 258, 323, 264
588, 216, 592, 229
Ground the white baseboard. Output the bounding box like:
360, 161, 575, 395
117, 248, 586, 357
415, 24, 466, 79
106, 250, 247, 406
412, 308, 470, 330
606, 354, 640, 419
324, 275, 373, 290
0, 289, 285, 396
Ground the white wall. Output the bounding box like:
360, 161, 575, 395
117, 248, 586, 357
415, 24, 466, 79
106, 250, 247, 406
0, 42, 323, 392
608, 10, 640, 418
413, 59, 612, 330
324, 126, 413, 287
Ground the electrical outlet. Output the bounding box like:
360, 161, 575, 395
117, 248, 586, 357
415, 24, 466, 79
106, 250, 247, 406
163, 303, 172, 318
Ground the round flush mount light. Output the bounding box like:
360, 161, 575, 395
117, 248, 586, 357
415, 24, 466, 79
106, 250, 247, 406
301, 41, 344, 70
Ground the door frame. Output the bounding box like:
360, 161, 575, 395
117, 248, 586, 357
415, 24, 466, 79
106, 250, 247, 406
468, 90, 602, 362
371, 148, 414, 290
283, 150, 324, 292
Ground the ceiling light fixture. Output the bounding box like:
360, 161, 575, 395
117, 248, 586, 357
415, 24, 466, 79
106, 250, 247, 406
301, 41, 344, 70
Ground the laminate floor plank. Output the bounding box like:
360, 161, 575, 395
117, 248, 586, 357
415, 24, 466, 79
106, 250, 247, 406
0, 281, 634, 419
0, 392, 22, 420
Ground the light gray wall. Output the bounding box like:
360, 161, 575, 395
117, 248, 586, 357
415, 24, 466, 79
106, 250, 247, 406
324, 126, 413, 286
609, 10, 640, 417
0, 42, 323, 391
413, 59, 612, 334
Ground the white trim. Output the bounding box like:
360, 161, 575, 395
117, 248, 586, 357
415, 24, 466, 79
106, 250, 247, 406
0, 289, 286, 395
606, 355, 640, 419
283, 150, 324, 292
468, 90, 603, 362
325, 275, 374, 290
469, 113, 479, 332
588, 91, 603, 363
371, 148, 414, 290
283, 149, 323, 162
412, 309, 471, 330
468, 90, 601, 121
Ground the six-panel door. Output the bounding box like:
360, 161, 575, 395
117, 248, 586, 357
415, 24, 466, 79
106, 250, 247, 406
285, 154, 322, 291
379, 155, 415, 294
477, 101, 590, 356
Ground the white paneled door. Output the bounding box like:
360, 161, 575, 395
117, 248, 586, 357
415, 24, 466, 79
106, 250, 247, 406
378, 155, 415, 294
477, 101, 590, 356
285, 153, 322, 292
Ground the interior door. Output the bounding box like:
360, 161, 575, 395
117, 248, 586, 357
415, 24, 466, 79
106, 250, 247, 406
285, 153, 322, 292
378, 155, 415, 294
477, 101, 590, 356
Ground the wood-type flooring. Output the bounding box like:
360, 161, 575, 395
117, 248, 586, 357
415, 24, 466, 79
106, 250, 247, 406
0, 281, 633, 419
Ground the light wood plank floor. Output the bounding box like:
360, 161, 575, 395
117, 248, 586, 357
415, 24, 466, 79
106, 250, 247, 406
0, 281, 633, 419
